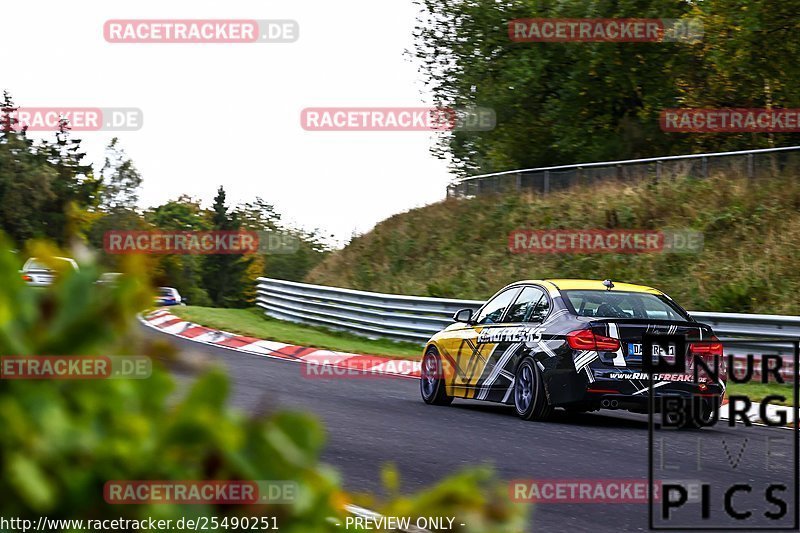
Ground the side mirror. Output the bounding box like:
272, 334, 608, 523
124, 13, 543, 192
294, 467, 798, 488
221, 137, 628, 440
453, 308, 474, 324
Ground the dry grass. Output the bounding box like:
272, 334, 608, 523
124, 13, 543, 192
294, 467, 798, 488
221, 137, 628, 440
308, 172, 800, 314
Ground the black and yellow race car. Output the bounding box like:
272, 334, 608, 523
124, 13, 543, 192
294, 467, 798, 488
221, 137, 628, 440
420, 279, 726, 426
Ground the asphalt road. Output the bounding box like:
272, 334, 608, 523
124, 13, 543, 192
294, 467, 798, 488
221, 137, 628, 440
145, 325, 798, 533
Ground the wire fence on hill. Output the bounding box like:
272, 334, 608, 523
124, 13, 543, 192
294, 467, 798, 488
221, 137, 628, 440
446, 146, 800, 198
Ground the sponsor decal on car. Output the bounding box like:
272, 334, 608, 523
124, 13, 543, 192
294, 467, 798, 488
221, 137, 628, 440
608, 371, 707, 383
477, 326, 544, 344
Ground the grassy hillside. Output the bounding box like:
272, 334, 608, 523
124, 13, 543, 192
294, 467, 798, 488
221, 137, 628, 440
307, 173, 800, 314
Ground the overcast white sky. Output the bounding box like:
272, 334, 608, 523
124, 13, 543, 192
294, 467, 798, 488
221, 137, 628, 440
3, 0, 453, 246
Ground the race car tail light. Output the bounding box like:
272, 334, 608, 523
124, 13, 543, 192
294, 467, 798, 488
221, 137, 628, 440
689, 336, 726, 381
567, 329, 595, 349
594, 334, 621, 351
566, 329, 620, 351
21, 274, 32, 282
689, 336, 723, 358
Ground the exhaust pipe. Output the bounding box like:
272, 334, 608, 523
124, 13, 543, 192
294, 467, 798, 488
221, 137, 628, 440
601, 399, 619, 409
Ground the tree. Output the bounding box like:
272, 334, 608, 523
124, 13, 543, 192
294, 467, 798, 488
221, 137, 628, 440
414, 0, 800, 175
264, 227, 330, 282
234, 198, 331, 285
0, 92, 57, 246
38, 120, 100, 245
202, 186, 252, 307
235, 197, 281, 232
146, 195, 208, 231
98, 137, 142, 212
234, 198, 281, 302
674, 0, 800, 151
81, 138, 146, 270
144, 196, 212, 306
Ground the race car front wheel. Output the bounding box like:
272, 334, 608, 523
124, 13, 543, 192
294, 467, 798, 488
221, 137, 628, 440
420, 347, 453, 406
514, 357, 553, 421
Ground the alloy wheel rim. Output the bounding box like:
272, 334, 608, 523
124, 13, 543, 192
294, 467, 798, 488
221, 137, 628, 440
422, 353, 438, 397
516, 364, 533, 411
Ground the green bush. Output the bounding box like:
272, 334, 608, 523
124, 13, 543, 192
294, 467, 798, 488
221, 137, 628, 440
0, 240, 526, 531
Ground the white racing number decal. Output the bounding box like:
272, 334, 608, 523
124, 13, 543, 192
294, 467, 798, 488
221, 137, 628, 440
477, 326, 544, 344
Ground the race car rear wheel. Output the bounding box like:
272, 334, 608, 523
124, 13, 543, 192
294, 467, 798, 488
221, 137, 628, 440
420, 347, 453, 406
514, 357, 553, 421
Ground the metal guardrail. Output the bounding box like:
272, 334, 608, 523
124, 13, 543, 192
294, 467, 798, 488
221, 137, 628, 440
446, 145, 800, 198
256, 277, 800, 352
256, 277, 482, 343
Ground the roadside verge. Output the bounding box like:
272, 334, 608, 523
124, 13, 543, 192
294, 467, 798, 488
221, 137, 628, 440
140, 309, 422, 379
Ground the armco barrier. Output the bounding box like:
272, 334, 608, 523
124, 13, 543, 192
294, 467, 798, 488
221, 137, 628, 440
256, 278, 797, 379
256, 277, 481, 342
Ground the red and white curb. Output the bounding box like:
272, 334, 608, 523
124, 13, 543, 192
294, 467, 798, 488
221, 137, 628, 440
140, 309, 421, 379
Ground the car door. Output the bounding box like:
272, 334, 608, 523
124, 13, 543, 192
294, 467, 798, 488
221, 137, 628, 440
448, 286, 521, 398
471, 286, 549, 402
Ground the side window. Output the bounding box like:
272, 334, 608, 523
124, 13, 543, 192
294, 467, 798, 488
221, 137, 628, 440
505, 287, 546, 323
474, 288, 519, 325
528, 292, 551, 322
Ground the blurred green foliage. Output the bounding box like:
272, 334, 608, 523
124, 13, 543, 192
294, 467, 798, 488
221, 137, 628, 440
0, 240, 526, 531
356, 465, 528, 533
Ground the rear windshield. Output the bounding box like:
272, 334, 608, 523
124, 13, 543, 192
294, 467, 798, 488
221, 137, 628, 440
159, 288, 174, 297
23, 260, 50, 271
561, 290, 689, 321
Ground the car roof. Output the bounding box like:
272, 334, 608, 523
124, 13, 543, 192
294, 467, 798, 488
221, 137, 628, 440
509, 279, 664, 296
